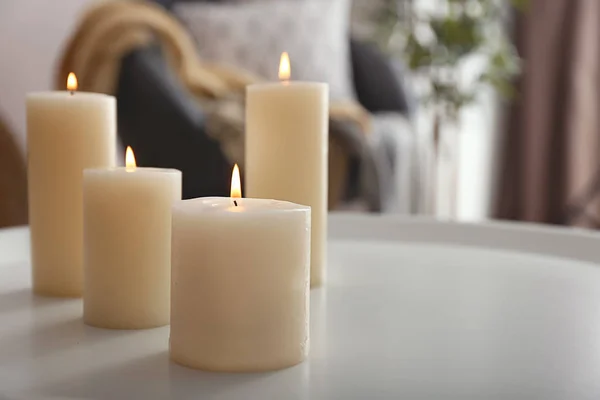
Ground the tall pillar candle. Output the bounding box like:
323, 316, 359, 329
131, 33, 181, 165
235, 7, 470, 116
170, 166, 311, 371
83, 148, 181, 329
27, 73, 116, 297
245, 52, 328, 287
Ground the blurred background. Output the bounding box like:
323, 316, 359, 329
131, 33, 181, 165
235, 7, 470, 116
1, 0, 598, 229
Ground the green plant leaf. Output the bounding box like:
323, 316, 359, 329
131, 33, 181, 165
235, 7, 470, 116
487, 45, 522, 78
406, 34, 434, 69
431, 81, 477, 110
510, 0, 530, 12
430, 15, 484, 59
479, 72, 517, 98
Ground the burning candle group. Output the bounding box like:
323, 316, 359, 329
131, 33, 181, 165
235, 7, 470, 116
26, 54, 327, 371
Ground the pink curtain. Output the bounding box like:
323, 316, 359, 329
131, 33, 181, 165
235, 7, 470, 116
497, 0, 600, 227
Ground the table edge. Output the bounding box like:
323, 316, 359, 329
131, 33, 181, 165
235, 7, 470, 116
329, 214, 600, 264
2, 216, 600, 266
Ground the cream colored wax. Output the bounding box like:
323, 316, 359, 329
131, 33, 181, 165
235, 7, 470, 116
170, 196, 311, 372
27, 77, 116, 297
246, 73, 328, 287
83, 149, 181, 329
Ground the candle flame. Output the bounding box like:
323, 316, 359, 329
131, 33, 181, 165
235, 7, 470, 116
230, 164, 242, 199
125, 146, 136, 170
67, 72, 78, 91
278, 52, 291, 81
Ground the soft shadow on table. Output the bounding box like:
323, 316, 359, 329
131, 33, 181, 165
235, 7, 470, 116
0, 316, 81, 364
36, 351, 172, 400
0, 315, 126, 365
0, 288, 57, 315
38, 351, 309, 400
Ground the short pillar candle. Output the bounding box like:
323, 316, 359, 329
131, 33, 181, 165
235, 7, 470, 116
170, 166, 311, 371
83, 147, 182, 329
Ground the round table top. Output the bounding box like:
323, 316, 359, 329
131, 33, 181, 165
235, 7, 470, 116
1, 215, 600, 400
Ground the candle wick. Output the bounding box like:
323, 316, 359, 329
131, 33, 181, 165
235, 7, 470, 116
69, 91, 74, 96
234, 200, 238, 207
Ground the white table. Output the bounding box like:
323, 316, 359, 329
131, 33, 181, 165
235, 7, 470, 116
1, 215, 600, 400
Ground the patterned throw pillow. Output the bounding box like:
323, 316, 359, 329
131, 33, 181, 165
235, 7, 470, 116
174, 0, 354, 100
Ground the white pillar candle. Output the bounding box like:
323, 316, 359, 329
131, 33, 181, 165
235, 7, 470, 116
83, 147, 181, 329
27, 73, 116, 297
170, 165, 311, 372
245, 52, 328, 287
